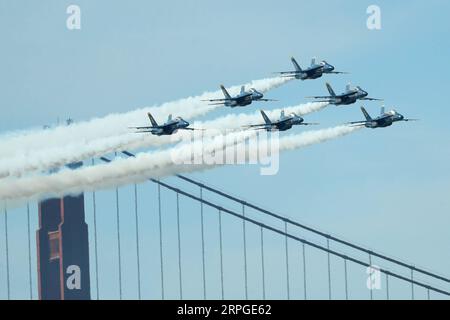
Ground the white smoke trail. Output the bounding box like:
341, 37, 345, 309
0, 76, 291, 160
0, 125, 361, 204
0, 102, 327, 179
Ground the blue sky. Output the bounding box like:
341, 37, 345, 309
0, 1, 449, 299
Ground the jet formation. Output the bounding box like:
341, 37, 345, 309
130, 56, 416, 135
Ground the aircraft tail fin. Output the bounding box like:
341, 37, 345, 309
220, 85, 232, 99
260, 110, 272, 125
167, 114, 172, 122
346, 83, 352, 92
311, 57, 316, 66
147, 113, 158, 127
361, 106, 372, 121
326, 83, 336, 97
291, 57, 302, 72
240, 86, 246, 95
380, 106, 385, 115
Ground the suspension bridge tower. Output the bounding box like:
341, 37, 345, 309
36, 161, 91, 300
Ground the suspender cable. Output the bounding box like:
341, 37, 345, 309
4, 207, 10, 300
344, 258, 348, 300
242, 204, 248, 300
302, 243, 307, 300
92, 160, 99, 300
26, 203, 33, 300
115, 187, 122, 299
284, 222, 290, 300
158, 183, 165, 299
327, 238, 331, 300
386, 274, 390, 300
218, 209, 224, 300
260, 227, 266, 300
134, 184, 141, 300
176, 192, 183, 299
200, 187, 206, 300
411, 269, 414, 300
369, 253, 373, 300
92, 190, 99, 299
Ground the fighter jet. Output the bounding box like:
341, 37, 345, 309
130, 113, 200, 136
201, 85, 276, 107
275, 57, 347, 80
347, 106, 417, 129
244, 110, 318, 132
307, 83, 383, 106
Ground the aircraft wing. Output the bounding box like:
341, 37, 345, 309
306, 95, 333, 99
206, 102, 228, 106
403, 118, 419, 122
348, 123, 367, 127
274, 71, 300, 74
240, 124, 271, 131
242, 123, 267, 128
179, 127, 206, 131
300, 122, 319, 125
328, 71, 349, 74
257, 98, 278, 102
346, 120, 367, 124
307, 100, 334, 103
201, 98, 230, 102
345, 120, 368, 127
129, 126, 154, 129
360, 97, 383, 101
129, 125, 167, 130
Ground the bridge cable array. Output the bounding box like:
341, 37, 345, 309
105, 151, 450, 299
173, 173, 450, 285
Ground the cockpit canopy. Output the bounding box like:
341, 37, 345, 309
386, 110, 397, 116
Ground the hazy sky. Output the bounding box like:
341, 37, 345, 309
0, 1, 449, 299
